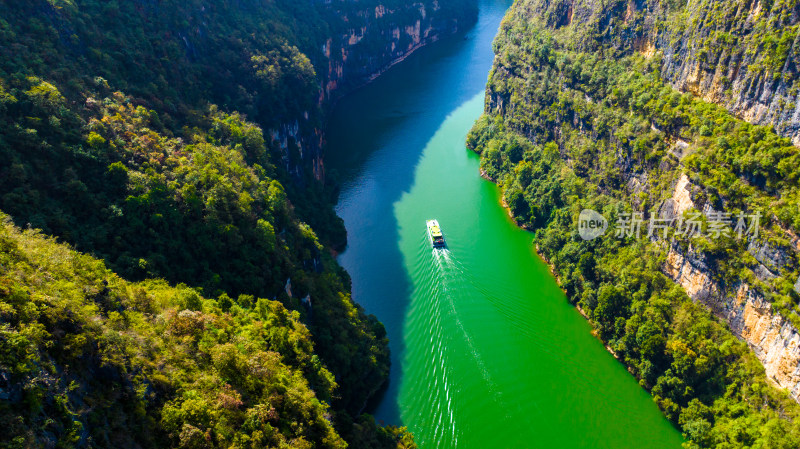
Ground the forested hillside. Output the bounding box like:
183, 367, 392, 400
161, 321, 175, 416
0, 0, 476, 447
469, 0, 800, 447
0, 214, 416, 448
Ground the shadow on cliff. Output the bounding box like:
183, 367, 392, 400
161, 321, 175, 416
325, 0, 513, 425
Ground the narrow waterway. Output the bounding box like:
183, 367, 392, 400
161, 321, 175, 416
327, 1, 685, 447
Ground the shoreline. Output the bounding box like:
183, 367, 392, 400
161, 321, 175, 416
536, 243, 626, 363
481, 166, 627, 365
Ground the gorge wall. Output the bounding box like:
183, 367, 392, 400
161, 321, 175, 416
0, 1, 475, 446
662, 174, 800, 401
480, 0, 800, 404
321, 0, 473, 99
653, 0, 800, 146
468, 0, 800, 444
518, 0, 800, 144
279, 0, 478, 183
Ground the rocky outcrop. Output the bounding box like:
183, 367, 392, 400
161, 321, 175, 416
320, 0, 474, 100
269, 119, 326, 182
665, 243, 800, 400
661, 174, 800, 400
658, 173, 694, 218
650, 0, 800, 146
514, 0, 800, 145
275, 0, 477, 181
501, 0, 800, 396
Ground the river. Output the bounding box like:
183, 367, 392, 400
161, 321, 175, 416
326, 1, 685, 447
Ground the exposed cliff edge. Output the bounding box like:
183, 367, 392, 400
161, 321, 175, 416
653, 0, 800, 146
662, 174, 800, 401
666, 243, 800, 401
518, 0, 800, 145
278, 0, 477, 183
469, 0, 800, 444
321, 0, 471, 100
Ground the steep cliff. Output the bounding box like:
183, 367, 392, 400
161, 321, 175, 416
275, 0, 478, 185
468, 0, 800, 445
0, 0, 475, 446
509, 0, 800, 145
665, 241, 800, 401
661, 173, 800, 401
654, 0, 800, 146
320, 0, 473, 99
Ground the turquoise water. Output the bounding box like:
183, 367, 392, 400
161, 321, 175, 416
327, 2, 685, 447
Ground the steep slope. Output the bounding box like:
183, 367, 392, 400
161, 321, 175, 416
0, 214, 414, 448
0, 0, 476, 446
0, 0, 477, 247
469, 0, 800, 447
510, 0, 800, 144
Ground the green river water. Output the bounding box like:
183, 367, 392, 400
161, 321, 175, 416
327, 1, 685, 447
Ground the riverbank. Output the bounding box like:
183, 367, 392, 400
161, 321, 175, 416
330, 86, 683, 447
326, 1, 683, 446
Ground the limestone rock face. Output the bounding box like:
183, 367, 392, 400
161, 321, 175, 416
491, 0, 800, 404
513, 0, 800, 145
653, 0, 800, 145
664, 245, 715, 302
321, 1, 476, 101
274, 1, 477, 181
657, 173, 800, 400
665, 241, 800, 401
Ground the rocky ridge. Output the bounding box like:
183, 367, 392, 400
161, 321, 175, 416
662, 174, 800, 400
275, 1, 476, 182
517, 0, 800, 144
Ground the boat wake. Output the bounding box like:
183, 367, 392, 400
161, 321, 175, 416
403, 232, 513, 447
432, 248, 492, 380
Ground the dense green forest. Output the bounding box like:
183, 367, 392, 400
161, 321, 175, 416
469, 0, 800, 447
0, 0, 476, 447
0, 214, 416, 448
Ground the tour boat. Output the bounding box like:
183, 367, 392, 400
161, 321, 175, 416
426, 219, 446, 248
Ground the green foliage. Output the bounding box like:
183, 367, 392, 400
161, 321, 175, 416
0, 8, 394, 426
0, 215, 343, 447
335, 414, 417, 449
470, 1, 800, 447
0, 0, 481, 447
0, 82, 391, 425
